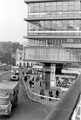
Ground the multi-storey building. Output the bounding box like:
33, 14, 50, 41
24, 0, 81, 89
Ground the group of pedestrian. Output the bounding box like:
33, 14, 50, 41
23, 70, 60, 101
48, 89, 60, 101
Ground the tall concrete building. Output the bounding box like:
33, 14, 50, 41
24, 0, 81, 89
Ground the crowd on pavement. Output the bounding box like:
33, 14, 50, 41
22, 69, 61, 102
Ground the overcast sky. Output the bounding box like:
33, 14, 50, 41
0, 0, 27, 44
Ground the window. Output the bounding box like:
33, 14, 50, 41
62, 20, 68, 31
67, 20, 74, 31
44, 21, 50, 31
39, 21, 45, 31
28, 22, 34, 31
29, 4, 34, 13
57, 2, 63, 11
34, 3, 39, 13
75, 1, 80, 10
45, 2, 50, 12
74, 20, 80, 31
40, 3, 45, 12
51, 2, 56, 11
51, 21, 56, 31
63, 2, 68, 11
20, 57, 22, 60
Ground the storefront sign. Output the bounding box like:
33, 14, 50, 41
50, 64, 56, 88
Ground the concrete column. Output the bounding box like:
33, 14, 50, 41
45, 71, 50, 90
44, 63, 51, 90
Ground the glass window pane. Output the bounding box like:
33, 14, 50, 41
57, 2, 62, 11
69, 1, 74, 5
28, 22, 34, 31
29, 4, 34, 13
34, 7, 39, 13
62, 20, 68, 31
74, 20, 80, 31
63, 2, 68, 11
45, 21, 50, 30
51, 21, 56, 30
68, 20, 74, 31
69, 5, 74, 11
75, 1, 80, 10
56, 21, 62, 30
39, 21, 45, 31
51, 2, 56, 11
40, 3, 45, 12
57, 5, 62, 11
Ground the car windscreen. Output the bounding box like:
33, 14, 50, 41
0, 98, 9, 105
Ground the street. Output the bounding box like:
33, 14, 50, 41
0, 72, 51, 120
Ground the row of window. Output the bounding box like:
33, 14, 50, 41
28, 32, 81, 36
29, 1, 80, 13
28, 20, 81, 31
28, 20, 81, 36
28, 11, 81, 18
28, 39, 81, 47
25, 48, 81, 62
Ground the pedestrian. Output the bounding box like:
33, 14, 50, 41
40, 87, 44, 99
29, 80, 32, 88
55, 90, 59, 98
29, 79, 34, 88
49, 90, 53, 101
40, 81, 42, 87
24, 75, 27, 82
22, 71, 24, 76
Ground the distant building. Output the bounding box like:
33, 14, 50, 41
16, 49, 27, 67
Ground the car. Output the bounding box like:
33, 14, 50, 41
15, 70, 19, 75
10, 74, 19, 81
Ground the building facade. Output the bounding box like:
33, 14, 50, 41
16, 49, 27, 67
24, 0, 81, 63
24, 0, 81, 89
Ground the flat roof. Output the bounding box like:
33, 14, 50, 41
0, 81, 19, 90
25, 0, 77, 3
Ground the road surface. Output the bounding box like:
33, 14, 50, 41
0, 72, 52, 120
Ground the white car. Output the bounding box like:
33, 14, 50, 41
15, 70, 19, 75
11, 74, 19, 81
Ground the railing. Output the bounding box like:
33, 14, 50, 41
45, 75, 81, 120
71, 95, 81, 120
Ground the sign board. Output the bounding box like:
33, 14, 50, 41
33, 65, 43, 69
50, 64, 56, 88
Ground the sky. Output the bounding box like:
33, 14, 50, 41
0, 0, 27, 44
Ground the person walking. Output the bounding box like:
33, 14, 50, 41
49, 90, 53, 101
55, 90, 59, 98
40, 87, 44, 99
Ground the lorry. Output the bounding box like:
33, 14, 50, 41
0, 80, 19, 116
